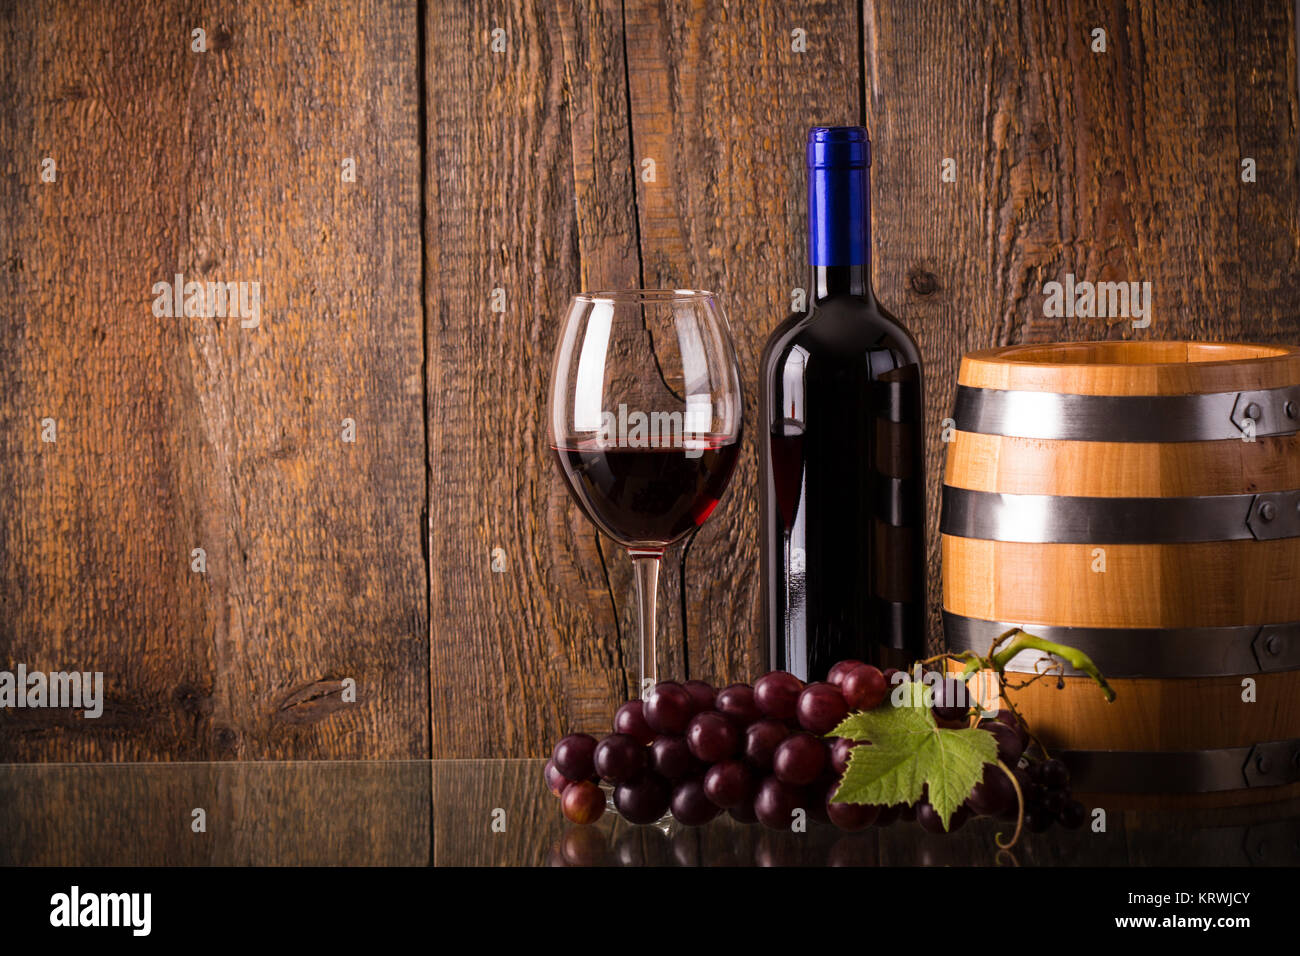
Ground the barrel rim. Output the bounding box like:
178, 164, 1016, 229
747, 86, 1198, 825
964, 340, 1299, 368
959, 340, 1300, 395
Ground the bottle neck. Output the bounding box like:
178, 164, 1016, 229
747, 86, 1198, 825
807, 160, 872, 302
813, 264, 871, 301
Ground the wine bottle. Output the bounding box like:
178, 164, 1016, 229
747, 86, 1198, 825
759, 126, 926, 681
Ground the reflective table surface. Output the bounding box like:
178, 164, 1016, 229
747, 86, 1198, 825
2, 759, 1297, 866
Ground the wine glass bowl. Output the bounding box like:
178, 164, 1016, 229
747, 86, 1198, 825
548, 289, 744, 695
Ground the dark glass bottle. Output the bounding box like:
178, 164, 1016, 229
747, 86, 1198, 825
759, 126, 926, 681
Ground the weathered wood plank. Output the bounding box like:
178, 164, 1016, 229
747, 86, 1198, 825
0, 0, 427, 758
425, 0, 640, 756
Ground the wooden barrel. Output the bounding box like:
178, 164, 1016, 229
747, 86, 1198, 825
941, 341, 1300, 809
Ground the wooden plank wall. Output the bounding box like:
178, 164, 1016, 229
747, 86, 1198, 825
0, 1, 427, 760
1, 1, 1297, 762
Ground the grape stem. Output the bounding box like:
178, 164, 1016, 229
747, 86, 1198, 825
993, 758, 1023, 850
983, 629, 1116, 703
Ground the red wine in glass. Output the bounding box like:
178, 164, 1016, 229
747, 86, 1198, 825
550, 437, 740, 547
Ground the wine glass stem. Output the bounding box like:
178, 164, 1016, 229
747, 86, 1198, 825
630, 551, 662, 698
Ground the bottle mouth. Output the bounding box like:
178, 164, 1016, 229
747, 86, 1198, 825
806, 126, 870, 169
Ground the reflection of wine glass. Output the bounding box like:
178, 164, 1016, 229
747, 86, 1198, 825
548, 290, 744, 698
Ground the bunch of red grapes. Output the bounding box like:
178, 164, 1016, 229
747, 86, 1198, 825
545, 662, 1087, 833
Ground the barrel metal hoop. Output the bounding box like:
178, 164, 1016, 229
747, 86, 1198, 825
940, 485, 1300, 543
953, 383, 1300, 442
1059, 739, 1300, 793
942, 612, 1300, 678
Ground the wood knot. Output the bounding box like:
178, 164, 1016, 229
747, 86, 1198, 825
908, 268, 940, 296
274, 678, 352, 725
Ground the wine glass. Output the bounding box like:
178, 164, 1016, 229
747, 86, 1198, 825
548, 290, 744, 698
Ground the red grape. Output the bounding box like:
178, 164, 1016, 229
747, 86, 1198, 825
772, 732, 827, 786
796, 682, 848, 735
683, 679, 716, 714
715, 683, 762, 728
915, 800, 944, 833
827, 659, 865, 687
1039, 758, 1070, 790
613, 774, 671, 825
931, 676, 970, 722
875, 804, 902, 827
841, 664, 888, 711
703, 759, 754, 809
728, 798, 758, 824
686, 710, 740, 762
743, 718, 789, 771
649, 734, 696, 780
754, 776, 807, 830
829, 736, 863, 775
561, 780, 605, 825
992, 708, 1030, 748
552, 733, 598, 782
593, 733, 646, 784
985, 721, 1024, 765
670, 779, 721, 826
1025, 806, 1053, 833
613, 700, 655, 746
753, 671, 803, 720
544, 759, 574, 797
825, 781, 879, 831
1060, 799, 1087, 829
967, 763, 1015, 816
644, 681, 693, 735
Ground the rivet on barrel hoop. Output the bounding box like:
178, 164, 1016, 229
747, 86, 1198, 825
1260, 501, 1278, 522
1287, 400, 1298, 419
1246, 402, 1263, 421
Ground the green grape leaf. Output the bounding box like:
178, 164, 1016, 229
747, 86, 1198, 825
829, 681, 998, 831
